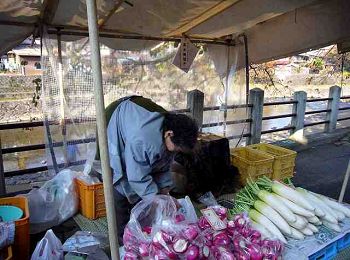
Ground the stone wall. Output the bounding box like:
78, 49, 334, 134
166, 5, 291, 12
0, 75, 42, 123
0, 75, 39, 93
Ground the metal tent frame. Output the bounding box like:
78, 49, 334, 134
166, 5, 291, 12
0, 1, 349, 259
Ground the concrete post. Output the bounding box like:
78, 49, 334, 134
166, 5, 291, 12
86, 0, 120, 259
247, 88, 264, 145
290, 91, 307, 135
187, 89, 204, 129
325, 86, 341, 133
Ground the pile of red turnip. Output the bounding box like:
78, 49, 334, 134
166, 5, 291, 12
123, 205, 283, 260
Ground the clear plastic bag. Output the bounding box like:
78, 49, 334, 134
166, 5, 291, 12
62, 231, 109, 252
177, 196, 198, 224
23, 169, 81, 234
123, 195, 203, 259
0, 222, 15, 249
31, 229, 63, 260
125, 195, 177, 242
197, 191, 218, 207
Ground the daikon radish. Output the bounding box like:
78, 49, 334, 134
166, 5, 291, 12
316, 194, 350, 218
249, 209, 287, 243
323, 221, 341, 232
271, 181, 315, 211
276, 195, 315, 218
257, 190, 297, 223
288, 227, 305, 240
254, 200, 292, 235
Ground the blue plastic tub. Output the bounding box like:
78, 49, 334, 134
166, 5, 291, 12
337, 232, 350, 252
309, 241, 338, 260
0, 205, 23, 221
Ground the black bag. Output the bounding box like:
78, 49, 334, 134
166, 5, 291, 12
174, 134, 240, 201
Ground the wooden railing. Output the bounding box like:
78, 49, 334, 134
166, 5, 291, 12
1, 86, 349, 195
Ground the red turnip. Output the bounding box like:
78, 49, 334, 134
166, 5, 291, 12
185, 245, 200, 260
247, 244, 263, 260
142, 226, 152, 235
124, 251, 138, 260
218, 247, 236, 260
173, 238, 189, 253
183, 224, 199, 241
138, 242, 149, 257
213, 231, 230, 247
175, 214, 186, 223
202, 246, 210, 258
198, 216, 211, 230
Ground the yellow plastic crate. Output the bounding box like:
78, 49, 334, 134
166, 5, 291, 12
230, 147, 274, 185
75, 178, 106, 220
248, 143, 297, 180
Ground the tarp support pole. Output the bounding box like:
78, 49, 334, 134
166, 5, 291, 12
46, 29, 235, 46
0, 137, 6, 196
85, 0, 120, 259
41, 28, 59, 173
57, 31, 68, 166
243, 34, 249, 105
339, 159, 350, 203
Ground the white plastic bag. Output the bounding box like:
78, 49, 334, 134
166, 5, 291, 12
31, 229, 63, 260
177, 196, 198, 223
23, 169, 81, 234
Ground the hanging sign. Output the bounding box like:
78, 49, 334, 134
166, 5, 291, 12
173, 38, 199, 73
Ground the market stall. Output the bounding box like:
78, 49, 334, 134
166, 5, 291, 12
0, 0, 350, 259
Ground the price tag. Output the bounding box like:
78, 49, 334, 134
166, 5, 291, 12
201, 208, 227, 231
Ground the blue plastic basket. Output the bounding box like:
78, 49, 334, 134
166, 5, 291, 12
337, 232, 350, 252
309, 241, 338, 260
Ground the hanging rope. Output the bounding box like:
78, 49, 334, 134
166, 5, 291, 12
223, 43, 230, 137
236, 35, 249, 147
341, 53, 345, 88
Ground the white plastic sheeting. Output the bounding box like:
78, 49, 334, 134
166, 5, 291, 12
40, 32, 249, 172
244, 0, 350, 64
0, 0, 349, 63
0, 0, 39, 54
187, 0, 317, 38
207, 43, 246, 105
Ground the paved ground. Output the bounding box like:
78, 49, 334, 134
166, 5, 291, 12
293, 135, 350, 202
25, 130, 350, 257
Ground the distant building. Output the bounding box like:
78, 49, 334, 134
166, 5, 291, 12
2, 38, 41, 76
0, 55, 6, 70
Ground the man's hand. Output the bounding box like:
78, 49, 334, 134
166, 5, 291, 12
159, 187, 171, 195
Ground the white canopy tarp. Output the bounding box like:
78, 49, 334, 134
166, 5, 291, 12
0, 0, 349, 63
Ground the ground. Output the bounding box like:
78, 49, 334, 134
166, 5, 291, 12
293, 136, 350, 202
27, 130, 350, 257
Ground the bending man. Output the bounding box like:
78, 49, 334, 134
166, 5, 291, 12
100, 96, 198, 244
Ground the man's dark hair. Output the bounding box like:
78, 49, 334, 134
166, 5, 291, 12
163, 113, 199, 151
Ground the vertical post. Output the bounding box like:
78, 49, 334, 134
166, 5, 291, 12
325, 85, 341, 133
243, 34, 250, 105
339, 159, 350, 203
0, 137, 6, 196
86, 0, 120, 259
187, 89, 204, 129
290, 91, 307, 135
57, 32, 68, 166
247, 88, 264, 144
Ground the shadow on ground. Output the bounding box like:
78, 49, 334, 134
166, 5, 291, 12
293, 138, 350, 203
